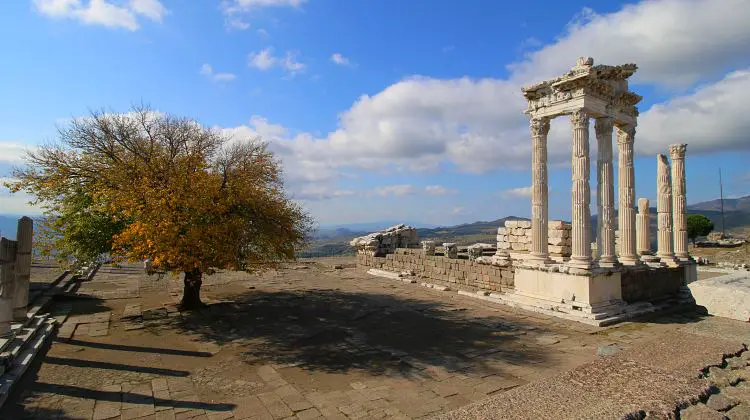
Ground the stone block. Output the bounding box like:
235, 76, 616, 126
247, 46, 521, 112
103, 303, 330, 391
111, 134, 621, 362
548, 245, 571, 254
548, 220, 566, 229
505, 220, 518, 228
497, 227, 506, 235
517, 220, 532, 228
548, 237, 566, 246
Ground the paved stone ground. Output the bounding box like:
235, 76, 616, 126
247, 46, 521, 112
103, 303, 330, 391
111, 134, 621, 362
2, 260, 749, 419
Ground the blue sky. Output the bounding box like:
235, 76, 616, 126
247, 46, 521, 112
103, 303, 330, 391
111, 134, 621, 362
1, 0, 750, 227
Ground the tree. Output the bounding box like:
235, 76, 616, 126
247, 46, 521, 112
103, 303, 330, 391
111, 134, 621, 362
8, 105, 313, 309
687, 214, 714, 245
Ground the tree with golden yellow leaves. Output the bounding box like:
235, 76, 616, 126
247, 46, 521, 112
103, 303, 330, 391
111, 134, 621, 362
9, 105, 313, 309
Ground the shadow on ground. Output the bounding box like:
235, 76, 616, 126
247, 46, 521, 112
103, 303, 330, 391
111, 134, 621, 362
169, 288, 550, 377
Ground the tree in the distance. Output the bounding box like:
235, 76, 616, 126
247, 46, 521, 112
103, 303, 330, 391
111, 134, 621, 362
9, 105, 313, 309
686, 214, 714, 245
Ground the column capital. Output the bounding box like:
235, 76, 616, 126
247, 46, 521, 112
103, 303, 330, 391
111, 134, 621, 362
530, 117, 550, 137
570, 109, 590, 129
669, 143, 687, 160
616, 124, 636, 144
594, 117, 614, 137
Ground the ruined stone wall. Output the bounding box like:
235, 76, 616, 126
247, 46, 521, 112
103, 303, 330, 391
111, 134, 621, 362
620, 266, 684, 303
357, 248, 514, 292
497, 220, 572, 259
350, 224, 420, 257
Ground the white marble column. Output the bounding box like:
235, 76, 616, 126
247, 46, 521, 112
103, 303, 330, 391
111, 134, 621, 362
13, 217, 32, 321
569, 110, 592, 268
670, 144, 689, 260
0, 238, 16, 336
636, 198, 653, 257
616, 125, 639, 265
528, 117, 551, 264
595, 117, 617, 266
656, 154, 676, 263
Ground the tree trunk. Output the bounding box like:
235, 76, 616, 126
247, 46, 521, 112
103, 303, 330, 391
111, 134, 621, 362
180, 269, 204, 310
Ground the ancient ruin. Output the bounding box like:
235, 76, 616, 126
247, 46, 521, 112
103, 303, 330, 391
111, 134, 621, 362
353, 58, 698, 326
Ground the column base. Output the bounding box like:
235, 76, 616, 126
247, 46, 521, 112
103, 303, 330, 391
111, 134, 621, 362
525, 253, 553, 266
567, 257, 593, 270
618, 256, 642, 266
658, 254, 680, 267
597, 256, 620, 268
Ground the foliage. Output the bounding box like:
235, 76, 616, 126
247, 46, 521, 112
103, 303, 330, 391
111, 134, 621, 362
687, 213, 714, 244
8, 105, 313, 308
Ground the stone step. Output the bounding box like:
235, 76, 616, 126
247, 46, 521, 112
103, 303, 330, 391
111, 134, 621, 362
0, 316, 46, 360
0, 318, 55, 409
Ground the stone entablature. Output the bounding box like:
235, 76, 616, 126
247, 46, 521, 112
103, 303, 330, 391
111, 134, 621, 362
350, 224, 420, 257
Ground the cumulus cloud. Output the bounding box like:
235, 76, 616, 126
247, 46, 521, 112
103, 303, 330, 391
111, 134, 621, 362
370, 185, 416, 197
331, 53, 352, 67
0, 142, 32, 164
295, 186, 356, 201
217, 0, 750, 201
425, 185, 457, 195
221, 0, 305, 31
501, 186, 533, 198
200, 64, 237, 82
0, 178, 43, 215
33, 0, 168, 31
248, 48, 306, 75
508, 0, 750, 88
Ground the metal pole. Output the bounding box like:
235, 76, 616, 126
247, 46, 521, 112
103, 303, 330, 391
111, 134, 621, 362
719, 168, 726, 235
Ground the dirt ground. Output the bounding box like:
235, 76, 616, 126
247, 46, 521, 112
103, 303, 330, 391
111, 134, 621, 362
0, 258, 734, 419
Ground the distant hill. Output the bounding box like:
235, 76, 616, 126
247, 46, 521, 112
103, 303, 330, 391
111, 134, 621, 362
688, 196, 750, 213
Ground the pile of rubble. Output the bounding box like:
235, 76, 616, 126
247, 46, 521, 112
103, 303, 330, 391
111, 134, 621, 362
350, 224, 420, 257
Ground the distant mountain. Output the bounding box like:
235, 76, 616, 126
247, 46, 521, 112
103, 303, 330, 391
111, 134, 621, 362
318, 220, 441, 233
688, 196, 750, 213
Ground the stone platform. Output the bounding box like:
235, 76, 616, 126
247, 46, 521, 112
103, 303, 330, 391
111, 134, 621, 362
689, 271, 750, 322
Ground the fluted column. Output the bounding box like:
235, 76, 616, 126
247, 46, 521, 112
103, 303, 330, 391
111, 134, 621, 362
528, 117, 551, 264
13, 217, 32, 321
670, 144, 688, 260
656, 154, 676, 262
569, 110, 592, 268
595, 117, 617, 266
616, 125, 639, 265
636, 198, 653, 256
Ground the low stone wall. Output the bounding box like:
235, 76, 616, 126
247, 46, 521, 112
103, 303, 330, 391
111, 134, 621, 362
357, 248, 514, 292
497, 220, 572, 258
620, 266, 685, 303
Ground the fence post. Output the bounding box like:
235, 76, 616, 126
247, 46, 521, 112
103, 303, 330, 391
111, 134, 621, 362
13, 217, 33, 321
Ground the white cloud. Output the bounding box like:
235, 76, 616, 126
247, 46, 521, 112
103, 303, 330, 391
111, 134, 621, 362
200, 64, 237, 82
425, 185, 456, 195
248, 48, 277, 70
128, 0, 167, 21
217, 0, 750, 201
451, 206, 465, 216
508, 0, 750, 88
0, 178, 44, 216
637, 69, 750, 155
331, 53, 352, 67
248, 47, 305, 75
0, 142, 32, 164
295, 186, 356, 201
371, 185, 416, 197
33, 0, 167, 31
501, 186, 533, 198
221, 0, 305, 31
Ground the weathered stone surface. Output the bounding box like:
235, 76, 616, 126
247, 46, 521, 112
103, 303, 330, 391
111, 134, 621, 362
679, 404, 726, 420
706, 393, 737, 412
